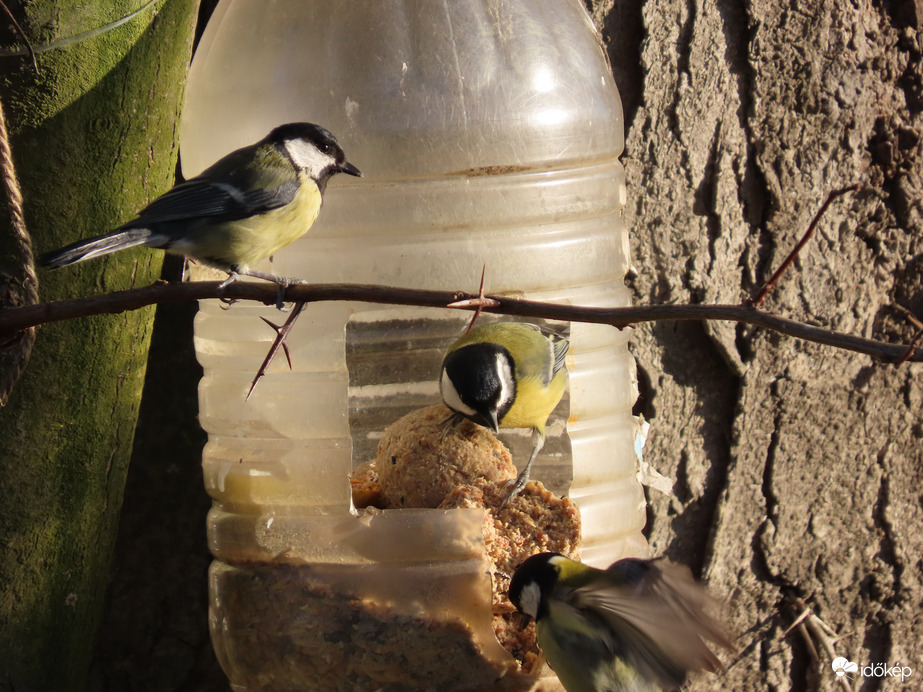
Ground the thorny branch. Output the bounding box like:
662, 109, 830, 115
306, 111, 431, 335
0, 279, 921, 363
1, 187, 921, 392
748, 185, 861, 307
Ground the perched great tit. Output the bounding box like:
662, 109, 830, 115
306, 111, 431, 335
440, 321, 568, 500
508, 553, 732, 692
38, 122, 361, 290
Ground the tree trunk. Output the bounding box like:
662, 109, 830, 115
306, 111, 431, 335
594, 0, 923, 689
0, 1, 199, 690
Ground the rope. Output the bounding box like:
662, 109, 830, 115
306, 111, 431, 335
0, 96, 37, 407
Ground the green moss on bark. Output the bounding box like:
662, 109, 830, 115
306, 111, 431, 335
0, 1, 200, 689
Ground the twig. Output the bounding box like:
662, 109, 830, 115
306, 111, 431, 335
0, 1, 38, 73
248, 302, 306, 399
892, 304, 923, 366
1, 280, 921, 363
749, 185, 861, 307
784, 595, 852, 692
894, 304, 923, 330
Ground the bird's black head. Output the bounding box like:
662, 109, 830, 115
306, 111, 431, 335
440, 342, 516, 432
268, 122, 362, 187
508, 552, 563, 622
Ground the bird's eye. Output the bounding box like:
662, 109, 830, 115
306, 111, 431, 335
317, 141, 333, 154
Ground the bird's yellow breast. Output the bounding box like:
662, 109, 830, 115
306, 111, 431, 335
500, 368, 567, 434
197, 172, 323, 269
539, 605, 655, 692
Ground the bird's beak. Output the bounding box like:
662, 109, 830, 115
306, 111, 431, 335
339, 161, 362, 177
483, 410, 500, 434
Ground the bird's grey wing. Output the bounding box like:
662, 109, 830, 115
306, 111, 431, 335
550, 332, 569, 377
125, 174, 298, 227
515, 323, 569, 384
531, 323, 569, 378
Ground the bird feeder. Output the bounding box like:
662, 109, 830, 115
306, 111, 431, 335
181, 1, 646, 689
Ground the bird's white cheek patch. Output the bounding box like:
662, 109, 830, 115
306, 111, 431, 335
441, 369, 476, 417
519, 582, 541, 620
284, 139, 335, 179
495, 352, 515, 413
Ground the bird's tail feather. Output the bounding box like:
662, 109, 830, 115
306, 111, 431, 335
38, 228, 155, 268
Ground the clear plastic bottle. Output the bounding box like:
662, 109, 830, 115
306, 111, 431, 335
182, 1, 646, 690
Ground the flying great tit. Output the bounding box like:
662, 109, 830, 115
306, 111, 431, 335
38, 122, 361, 290
440, 321, 568, 501
508, 552, 732, 692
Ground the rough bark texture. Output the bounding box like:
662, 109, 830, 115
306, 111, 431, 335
592, 0, 923, 690
0, 1, 199, 690
87, 1, 923, 691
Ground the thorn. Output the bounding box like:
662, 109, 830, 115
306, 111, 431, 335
445, 296, 501, 309
748, 184, 861, 307
259, 316, 293, 369
781, 608, 813, 639
445, 265, 498, 334
248, 301, 307, 400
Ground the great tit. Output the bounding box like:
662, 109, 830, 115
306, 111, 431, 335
508, 552, 732, 692
440, 321, 568, 500
38, 122, 361, 290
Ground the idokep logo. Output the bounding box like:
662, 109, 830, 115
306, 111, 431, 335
832, 657, 913, 682
832, 657, 858, 677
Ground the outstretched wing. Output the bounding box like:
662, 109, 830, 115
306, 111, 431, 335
568, 559, 732, 688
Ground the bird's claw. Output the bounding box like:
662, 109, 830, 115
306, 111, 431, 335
275, 283, 288, 311
217, 271, 242, 308
274, 277, 309, 311
218, 270, 241, 290
439, 412, 465, 443
500, 471, 530, 507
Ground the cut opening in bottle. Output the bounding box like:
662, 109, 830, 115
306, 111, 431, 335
346, 312, 573, 495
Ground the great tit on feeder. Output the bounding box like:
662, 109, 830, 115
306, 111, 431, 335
508, 552, 732, 692
440, 321, 568, 501
38, 122, 361, 293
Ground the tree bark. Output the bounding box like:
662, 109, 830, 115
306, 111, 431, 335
594, 0, 923, 689
0, 1, 198, 690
